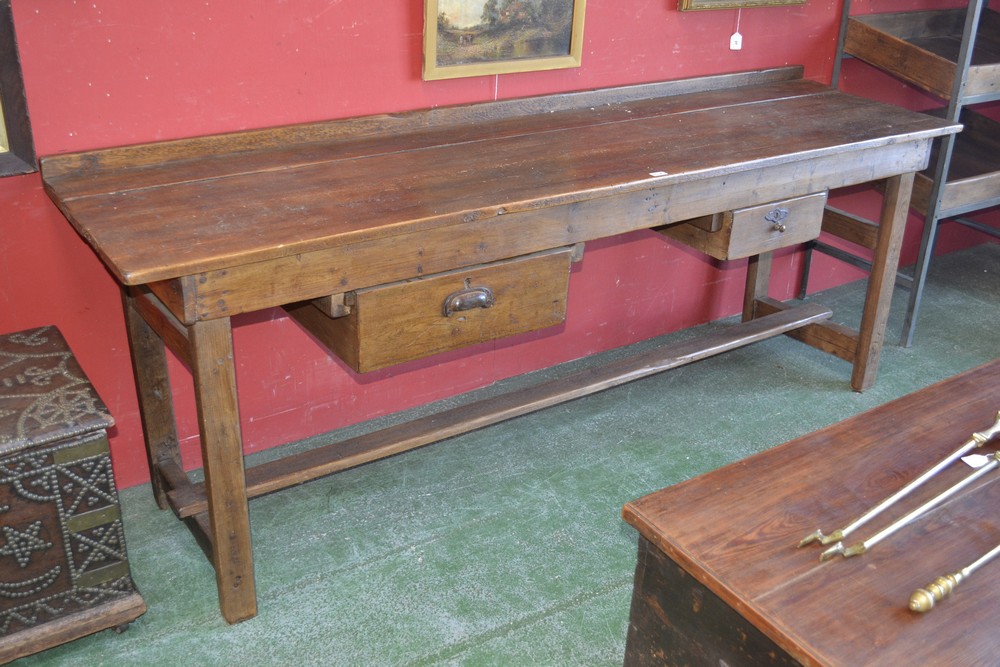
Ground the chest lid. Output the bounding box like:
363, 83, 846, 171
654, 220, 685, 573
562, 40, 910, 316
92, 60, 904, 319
0, 326, 114, 455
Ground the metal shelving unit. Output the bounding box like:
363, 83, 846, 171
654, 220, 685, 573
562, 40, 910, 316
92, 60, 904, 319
802, 0, 1000, 346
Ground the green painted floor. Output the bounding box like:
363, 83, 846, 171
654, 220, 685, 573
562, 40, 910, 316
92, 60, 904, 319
14, 243, 1000, 666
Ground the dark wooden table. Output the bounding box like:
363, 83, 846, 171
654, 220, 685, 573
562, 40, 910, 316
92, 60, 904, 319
623, 359, 1000, 666
40, 66, 958, 622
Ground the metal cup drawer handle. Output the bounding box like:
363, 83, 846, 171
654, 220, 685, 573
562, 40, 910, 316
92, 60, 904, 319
443, 286, 495, 317
765, 207, 790, 233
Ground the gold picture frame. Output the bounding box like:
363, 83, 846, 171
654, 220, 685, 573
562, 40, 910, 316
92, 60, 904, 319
424, 0, 586, 81
679, 0, 804, 10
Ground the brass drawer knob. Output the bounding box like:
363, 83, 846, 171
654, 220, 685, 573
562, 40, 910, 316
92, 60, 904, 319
443, 286, 495, 317
765, 207, 790, 233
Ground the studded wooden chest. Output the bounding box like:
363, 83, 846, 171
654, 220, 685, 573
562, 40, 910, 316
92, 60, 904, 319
0, 326, 145, 663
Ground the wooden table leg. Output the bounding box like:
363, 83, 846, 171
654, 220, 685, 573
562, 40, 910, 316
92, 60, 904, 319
851, 171, 914, 392
189, 317, 257, 623
123, 289, 183, 510
742, 251, 773, 322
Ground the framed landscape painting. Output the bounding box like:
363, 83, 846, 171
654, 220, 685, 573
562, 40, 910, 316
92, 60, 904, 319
424, 0, 586, 80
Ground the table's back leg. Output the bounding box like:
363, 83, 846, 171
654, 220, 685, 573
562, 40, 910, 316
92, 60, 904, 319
123, 289, 183, 510
742, 251, 773, 321
189, 317, 258, 623
852, 172, 914, 392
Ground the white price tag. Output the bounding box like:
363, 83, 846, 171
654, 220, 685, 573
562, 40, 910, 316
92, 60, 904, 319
962, 453, 991, 468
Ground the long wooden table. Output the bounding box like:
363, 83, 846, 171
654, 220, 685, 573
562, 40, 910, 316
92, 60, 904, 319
623, 359, 1000, 666
40, 66, 958, 623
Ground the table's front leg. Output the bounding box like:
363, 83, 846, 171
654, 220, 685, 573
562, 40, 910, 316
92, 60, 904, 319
189, 317, 257, 623
852, 172, 914, 392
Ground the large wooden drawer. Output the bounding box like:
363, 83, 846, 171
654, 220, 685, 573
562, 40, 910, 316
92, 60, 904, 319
285, 247, 576, 372
659, 192, 827, 260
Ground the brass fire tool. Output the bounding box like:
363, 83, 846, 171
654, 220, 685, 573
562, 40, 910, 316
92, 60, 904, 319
909, 542, 1000, 613
823, 451, 999, 559
798, 411, 1000, 557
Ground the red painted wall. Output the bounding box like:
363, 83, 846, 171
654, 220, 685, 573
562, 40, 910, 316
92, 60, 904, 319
1, 0, 994, 488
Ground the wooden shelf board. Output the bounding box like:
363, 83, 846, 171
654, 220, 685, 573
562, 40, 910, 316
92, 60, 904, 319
846, 9, 1000, 101
912, 107, 1000, 216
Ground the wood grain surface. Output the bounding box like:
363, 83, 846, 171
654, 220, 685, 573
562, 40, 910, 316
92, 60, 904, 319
41, 69, 956, 287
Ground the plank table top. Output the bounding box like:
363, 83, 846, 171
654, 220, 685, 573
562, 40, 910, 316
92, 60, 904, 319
41, 68, 956, 289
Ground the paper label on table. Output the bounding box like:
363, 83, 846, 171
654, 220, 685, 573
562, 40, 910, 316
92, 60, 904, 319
962, 453, 991, 468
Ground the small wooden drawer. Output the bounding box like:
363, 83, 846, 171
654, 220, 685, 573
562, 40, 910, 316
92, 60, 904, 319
659, 192, 828, 260
285, 247, 576, 372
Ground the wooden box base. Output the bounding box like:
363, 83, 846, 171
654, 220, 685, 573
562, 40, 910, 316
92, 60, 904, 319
625, 537, 800, 666
0, 593, 146, 664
